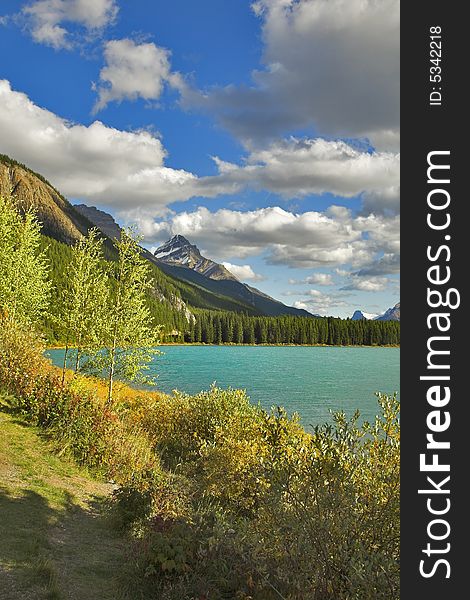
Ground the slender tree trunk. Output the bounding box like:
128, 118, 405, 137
107, 337, 116, 404
61, 342, 69, 387
74, 325, 82, 373
107, 296, 120, 405
74, 348, 81, 373
107, 256, 123, 404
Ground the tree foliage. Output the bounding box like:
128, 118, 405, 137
0, 194, 51, 325
99, 228, 161, 402
39, 235, 191, 344
58, 228, 109, 377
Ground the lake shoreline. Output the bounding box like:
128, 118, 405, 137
47, 342, 400, 350
46, 345, 400, 426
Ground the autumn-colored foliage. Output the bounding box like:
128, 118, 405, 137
0, 319, 399, 599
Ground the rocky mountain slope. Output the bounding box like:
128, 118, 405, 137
0, 155, 94, 245
376, 302, 400, 321
155, 235, 237, 281
154, 235, 312, 317
74, 204, 121, 241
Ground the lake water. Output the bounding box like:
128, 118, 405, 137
46, 345, 399, 427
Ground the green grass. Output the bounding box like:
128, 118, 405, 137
0, 393, 138, 600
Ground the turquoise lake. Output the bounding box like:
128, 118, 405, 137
46, 346, 399, 427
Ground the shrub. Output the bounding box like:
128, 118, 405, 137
0, 321, 400, 599
0, 318, 48, 397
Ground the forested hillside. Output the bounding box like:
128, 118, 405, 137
1, 154, 399, 347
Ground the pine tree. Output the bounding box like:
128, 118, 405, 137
244, 319, 256, 344
233, 319, 243, 344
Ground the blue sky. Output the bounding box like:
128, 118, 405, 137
0, 0, 400, 317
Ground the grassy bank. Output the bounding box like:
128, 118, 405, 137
1, 319, 400, 599
0, 396, 132, 600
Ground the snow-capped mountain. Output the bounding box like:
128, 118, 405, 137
376, 302, 400, 321
351, 310, 379, 321
155, 235, 238, 281
351, 303, 400, 322
154, 235, 312, 317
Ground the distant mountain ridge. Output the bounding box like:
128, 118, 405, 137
376, 302, 400, 321
154, 235, 312, 318
351, 303, 400, 322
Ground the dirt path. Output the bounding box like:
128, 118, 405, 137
0, 406, 133, 600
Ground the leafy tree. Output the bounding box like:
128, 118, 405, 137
0, 194, 50, 325
100, 228, 161, 402
58, 228, 108, 382
38, 235, 192, 344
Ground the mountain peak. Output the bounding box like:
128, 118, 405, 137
155, 235, 238, 282
74, 204, 121, 240
351, 310, 378, 321
169, 234, 192, 245
376, 302, 400, 321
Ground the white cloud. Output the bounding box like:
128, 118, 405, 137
354, 253, 400, 277
293, 291, 349, 316
341, 276, 390, 292
22, 0, 118, 49
305, 289, 323, 298
2, 81, 399, 213
289, 273, 334, 286
0, 79, 205, 212
184, 0, 399, 150
144, 205, 362, 260
362, 186, 400, 216
0, 82, 400, 216
221, 262, 265, 282
137, 204, 399, 274
212, 137, 399, 200
292, 301, 311, 312
0, 80, 399, 279
93, 39, 185, 113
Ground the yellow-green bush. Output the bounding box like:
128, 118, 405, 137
0, 320, 400, 599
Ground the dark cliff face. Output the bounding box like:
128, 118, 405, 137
155, 235, 238, 282
74, 205, 122, 241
